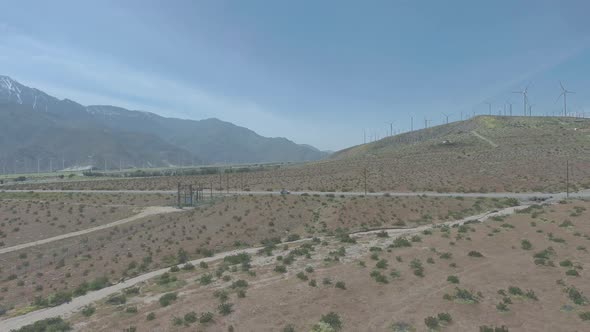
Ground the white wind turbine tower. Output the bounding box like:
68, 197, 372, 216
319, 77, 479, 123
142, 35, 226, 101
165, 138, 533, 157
484, 102, 492, 115
512, 85, 529, 116
442, 112, 451, 124
385, 122, 394, 136
557, 81, 575, 117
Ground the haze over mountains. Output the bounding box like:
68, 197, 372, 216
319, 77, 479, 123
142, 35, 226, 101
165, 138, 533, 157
0, 76, 328, 172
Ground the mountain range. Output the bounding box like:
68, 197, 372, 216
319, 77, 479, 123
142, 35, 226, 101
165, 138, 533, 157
0, 76, 328, 172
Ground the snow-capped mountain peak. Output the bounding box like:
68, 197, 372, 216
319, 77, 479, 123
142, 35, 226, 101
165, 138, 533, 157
0, 75, 23, 104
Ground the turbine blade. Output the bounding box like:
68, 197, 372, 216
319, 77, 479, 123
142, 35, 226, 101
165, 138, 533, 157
555, 93, 563, 103
560, 81, 565, 91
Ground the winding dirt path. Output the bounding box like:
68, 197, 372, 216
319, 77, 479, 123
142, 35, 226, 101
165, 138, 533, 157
0, 206, 183, 256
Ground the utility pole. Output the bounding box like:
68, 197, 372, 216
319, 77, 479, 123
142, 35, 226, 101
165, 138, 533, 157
363, 129, 366, 144
410, 116, 414, 131
566, 160, 570, 199
37, 158, 40, 174
363, 167, 367, 196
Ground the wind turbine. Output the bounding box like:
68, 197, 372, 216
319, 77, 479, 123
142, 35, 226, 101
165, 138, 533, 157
557, 81, 575, 117
484, 102, 492, 115
385, 122, 394, 136
442, 112, 451, 124
506, 100, 513, 116
512, 85, 529, 116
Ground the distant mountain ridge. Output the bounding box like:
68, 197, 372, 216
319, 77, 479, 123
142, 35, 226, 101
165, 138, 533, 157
0, 75, 328, 172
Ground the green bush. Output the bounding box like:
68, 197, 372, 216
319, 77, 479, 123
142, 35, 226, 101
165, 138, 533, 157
521, 240, 532, 250
159, 292, 178, 307
200, 311, 214, 323
106, 293, 126, 305
184, 311, 198, 324
320, 312, 342, 331
447, 275, 460, 284
146, 312, 156, 321
468, 251, 484, 257
376, 259, 388, 269
508, 286, 523, 296
424, 316, 439, 329
81, 305, 95, 317
12, 317, 71, 332
218, 302, 234, 316
335, 281, 346, 290
391, 237, 412, 248
437, 312, 452, 323
199, 273, 213, 285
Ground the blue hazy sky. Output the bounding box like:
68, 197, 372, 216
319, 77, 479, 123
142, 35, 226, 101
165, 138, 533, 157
1, 0, 589, 151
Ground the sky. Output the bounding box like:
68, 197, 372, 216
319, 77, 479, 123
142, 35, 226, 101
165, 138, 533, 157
1, 0, 590, 151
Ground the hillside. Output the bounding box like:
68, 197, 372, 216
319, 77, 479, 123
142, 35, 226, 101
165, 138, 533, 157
9, 116, 590, 194
0, 76, 328, 172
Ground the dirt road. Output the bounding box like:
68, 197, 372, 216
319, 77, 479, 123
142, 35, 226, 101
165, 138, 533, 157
0, 206, 183, 256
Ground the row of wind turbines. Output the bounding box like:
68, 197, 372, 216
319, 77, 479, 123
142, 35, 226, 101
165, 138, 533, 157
362, 81, 582, 144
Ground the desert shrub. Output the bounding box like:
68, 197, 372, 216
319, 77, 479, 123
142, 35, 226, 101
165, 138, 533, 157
309, 279, 317, 287
390, 321, 414, 332
218, 302, 234, 316
521, 240, 532, 250
200, 311, 214, 323
391, 237, 412, 248
81, 305, 95, 317
274, 265, 287, 273
496, 302, 509, 311
172, 316, 183, 326
305, 266, 315, 273
224, 253, 251, 265
449, 287, 479, 303
579, 312, 590, 321
508, 286, 523, 296
231, 279, 248, 289
106, 293, 126, 305
559, 259, 573, 267
410, 259, 424, 277
335, 281, 346, 290
468, 250, 484, 257
159, 292, 178, 307
182, 263, 195, 271
214, 289, 229, 302
437, 312, 452, 323
439, 252, 452, 259
12, 317, 71, 332
370, 270, 389, 284
199, 261, 209, 269
566, 286, 588, 305
126, 306, 138, 314
525, 290, 538, 301
296, 271, 309, 281
320, 312, 342, 330
199, 273, 213, 285
376, 259, 388, 269
311, 322, 336, 332
286, 234, 301, 242
447, 275, 460, 284
376, 231, 389, 238
283, 324, 296, 332
157, 273, 177, 285
146, 312, 156, 321
169, 266, 180, 272
184, 311, 198, 324
424, 316, 439, 329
